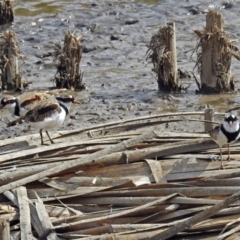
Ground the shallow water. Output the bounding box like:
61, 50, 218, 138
1, 0, 240, 138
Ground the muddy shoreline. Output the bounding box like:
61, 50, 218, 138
1, 0, 240, 140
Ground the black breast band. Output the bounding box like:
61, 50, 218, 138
60, 103, 68, 115
14, 100, 20, 116
220, 125, 240, 143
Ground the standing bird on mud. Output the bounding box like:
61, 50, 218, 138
7, 94, 79, 145
209, 113, 240, 169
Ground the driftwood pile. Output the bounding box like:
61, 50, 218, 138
1, 112, 240, 239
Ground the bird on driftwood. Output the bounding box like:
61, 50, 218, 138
209, 113, 240, 169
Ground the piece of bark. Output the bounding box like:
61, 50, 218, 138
16, 186, 36, 240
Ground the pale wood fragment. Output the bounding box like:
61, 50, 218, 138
16, 187, 35, 240
35, 194, 59, 240
0, 220, 10, 240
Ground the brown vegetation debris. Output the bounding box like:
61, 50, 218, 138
146, 22, 185, 92
53, 31, 85, 91
0, 30, 24, 90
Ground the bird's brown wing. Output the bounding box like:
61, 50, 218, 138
28, 98, 61, 122
209, 125, 220, 141
7, 98, 61, 126
19, 92, 54, 110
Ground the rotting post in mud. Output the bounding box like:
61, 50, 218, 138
194, 10, 240, 94
147, 22, 180, 92
53, 31, 85, 91
0, 30, 23, 91
0, 0, 14, 25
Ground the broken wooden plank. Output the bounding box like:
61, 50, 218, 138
0, 220, 10, 240
35, 193, 59, 240
16, 186, 35, 240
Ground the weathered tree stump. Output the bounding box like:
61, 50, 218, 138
147, 22, 180, 92
0, 0, 14, 25
0, 30, 22, 90
53, 31, 85, 91
194, 10, 240, 93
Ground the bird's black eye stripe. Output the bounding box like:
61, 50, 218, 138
225, 114, 237, 122
1, 98, 5, 106
1, 98, 17, 106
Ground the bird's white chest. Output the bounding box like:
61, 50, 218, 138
30, 107, 66, 130
215, 130, 228, 147
19, 107, 28, 116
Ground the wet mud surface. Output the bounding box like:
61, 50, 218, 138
1, 0, 240, 140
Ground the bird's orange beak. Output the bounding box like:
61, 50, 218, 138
73, 100, 80, 104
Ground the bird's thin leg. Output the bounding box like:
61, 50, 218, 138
46, 131, 54, 144
228, 144, 230, 161
226, 144, 235, 161
219, 147, 224, 169
39, 129, 44, 145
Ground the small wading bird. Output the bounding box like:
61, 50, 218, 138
7, 94, 79, 145
0, 88, 67, 116
209, 113, 240, 169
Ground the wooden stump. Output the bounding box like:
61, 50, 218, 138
194, 10, 240, 93
53, 31, 85, 91
0, 0, 14, 25
147, 22, 179, 92
0, 30, 22, 91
